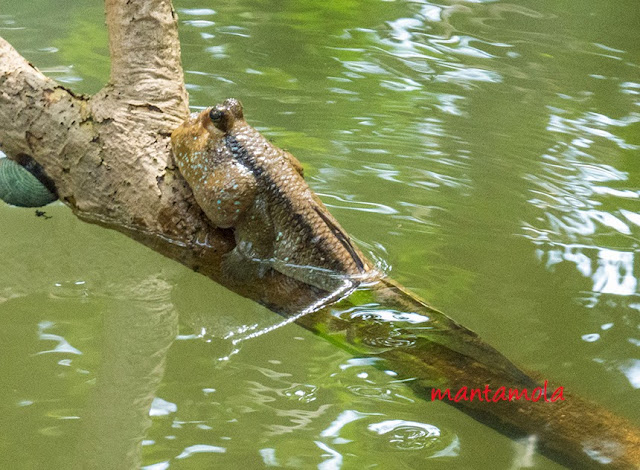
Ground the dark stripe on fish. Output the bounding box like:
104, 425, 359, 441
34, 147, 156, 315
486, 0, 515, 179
224, 134, 364, 274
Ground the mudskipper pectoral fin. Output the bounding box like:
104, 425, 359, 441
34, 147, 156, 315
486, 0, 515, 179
200, 161, 257, 228
221, 248, 269, 284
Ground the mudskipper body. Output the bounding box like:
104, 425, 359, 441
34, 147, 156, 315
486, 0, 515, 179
171, 98, 369, 292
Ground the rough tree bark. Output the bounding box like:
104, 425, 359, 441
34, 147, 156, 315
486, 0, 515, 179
1, 1, 639, 469
0, 0, 320, 311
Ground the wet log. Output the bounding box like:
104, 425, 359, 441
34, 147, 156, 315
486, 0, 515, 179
1, 1, 638, 468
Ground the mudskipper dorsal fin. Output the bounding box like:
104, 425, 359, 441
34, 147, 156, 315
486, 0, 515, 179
312, 203, 365, 273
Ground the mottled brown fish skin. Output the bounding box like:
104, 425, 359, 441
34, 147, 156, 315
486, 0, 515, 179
171, 98, 370, 291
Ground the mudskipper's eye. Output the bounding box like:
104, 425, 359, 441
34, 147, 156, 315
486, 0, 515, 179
209, 109, 224, 123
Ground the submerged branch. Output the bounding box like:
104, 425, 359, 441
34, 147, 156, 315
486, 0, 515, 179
294, 280, 640, 469
1, 1, 639, 469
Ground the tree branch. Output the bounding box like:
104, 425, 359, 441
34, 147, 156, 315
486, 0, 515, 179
0, 20, 324, 313
0, 38, 94, 206
104, 0, 187, 105
1, 1, 640, 468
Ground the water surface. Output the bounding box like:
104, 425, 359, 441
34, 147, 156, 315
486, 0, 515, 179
1, 0, 639, 468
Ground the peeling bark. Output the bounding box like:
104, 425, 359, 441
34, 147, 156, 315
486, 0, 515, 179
1, 1, 640, 469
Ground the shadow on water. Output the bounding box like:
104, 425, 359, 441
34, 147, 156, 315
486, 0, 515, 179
2, 0, 640, 467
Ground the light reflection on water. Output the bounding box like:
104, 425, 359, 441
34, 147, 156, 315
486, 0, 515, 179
523, 104, 640, 299
2, 0, 640, 468
173, 0, 640, 462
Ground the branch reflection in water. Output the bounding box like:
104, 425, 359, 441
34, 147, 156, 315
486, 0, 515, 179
75, 275, 178, 470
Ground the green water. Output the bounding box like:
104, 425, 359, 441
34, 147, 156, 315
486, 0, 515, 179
1, 0, 639, 468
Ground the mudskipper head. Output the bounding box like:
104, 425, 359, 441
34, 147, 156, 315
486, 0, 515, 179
203, 98, 244, 134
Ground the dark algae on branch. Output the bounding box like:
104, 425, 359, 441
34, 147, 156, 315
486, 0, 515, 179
294, 279, 640, 470
2, 0, 640, 467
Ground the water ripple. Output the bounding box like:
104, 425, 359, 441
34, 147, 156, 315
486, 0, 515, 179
368, 419, 442, 451
175, 444, 226, 459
